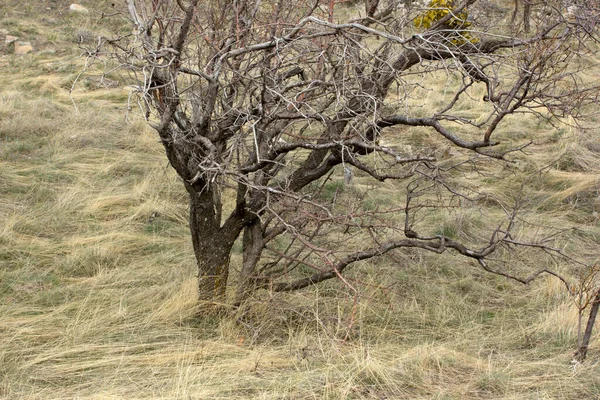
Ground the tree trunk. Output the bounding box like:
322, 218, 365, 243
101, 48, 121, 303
575, 288, 600, 361
188, 183, 231, 303
511, 0, 519, 25
234, 218, 264, 305
523, 1, 531, 34
511, 0, 531, 34
194, 230, 231, 303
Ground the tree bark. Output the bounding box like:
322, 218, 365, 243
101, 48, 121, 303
511, 0, 531, 34
575, 289, 600, 361
523, 1, 531, 34
234, 218, 264, 305
188, 183, 230, 302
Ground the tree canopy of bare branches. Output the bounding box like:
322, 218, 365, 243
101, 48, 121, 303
98, 0, 600, 309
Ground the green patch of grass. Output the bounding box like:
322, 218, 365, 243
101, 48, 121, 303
231, 236, 243, 254
476, 371, 511, 396
435, 224, 457, 239
1, 139, 45, 159
361, 192, 394, 211
143, 218, 182, 237
319, 179, 345, 200
59, 247, 121, 278
18, 24, 38, 36
0, 272, 62, 302
0, 18, 19, 29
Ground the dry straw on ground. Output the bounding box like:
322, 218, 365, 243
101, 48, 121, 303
1, 0, 600, 398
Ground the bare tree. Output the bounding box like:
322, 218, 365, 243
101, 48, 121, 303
95, 0, 599, 310
573, 264, 600, 361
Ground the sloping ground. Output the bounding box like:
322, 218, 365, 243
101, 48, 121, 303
1, 1, 600, 399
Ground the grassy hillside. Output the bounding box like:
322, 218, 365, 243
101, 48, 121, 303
1, 1, 600, 399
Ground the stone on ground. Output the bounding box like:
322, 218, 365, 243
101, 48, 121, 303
69, 4, 89, 14
14, 42, 33, 54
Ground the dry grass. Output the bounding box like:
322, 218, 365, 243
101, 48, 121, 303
1, 1, 600, 399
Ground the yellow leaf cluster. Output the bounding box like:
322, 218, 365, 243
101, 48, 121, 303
414, 0, 478, 45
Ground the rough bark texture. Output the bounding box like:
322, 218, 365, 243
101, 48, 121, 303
188, 184, 227, 301
235, 218, 264, 305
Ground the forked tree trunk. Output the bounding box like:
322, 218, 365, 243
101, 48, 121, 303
575, 289, 600, 361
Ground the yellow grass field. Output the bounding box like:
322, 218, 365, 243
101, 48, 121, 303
1, 1, 600, 398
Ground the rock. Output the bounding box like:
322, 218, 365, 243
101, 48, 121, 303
14, 42, 33, 54
0, 28, 8, 36
69, 4, 89, 14
42, 17, 59, 26
3, 35, 18, 53
5, 35, 18, 45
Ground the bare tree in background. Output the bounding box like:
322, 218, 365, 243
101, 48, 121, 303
511, 0, 532, 33
97, 0, 599, 311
